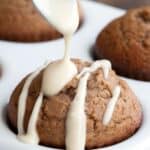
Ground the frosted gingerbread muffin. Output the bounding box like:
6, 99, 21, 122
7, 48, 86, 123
7, 59, 142, 149
94, 6, 150, 81
0, 0, 83, 42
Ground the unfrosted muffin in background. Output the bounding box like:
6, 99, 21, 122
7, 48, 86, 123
0, 0, 83, 42
94, 6, 150, 81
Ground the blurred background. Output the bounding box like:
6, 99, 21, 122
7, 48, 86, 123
96, 0, 150, 9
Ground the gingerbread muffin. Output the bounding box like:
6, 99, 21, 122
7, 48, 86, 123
7, 59, 142, 149
0, 0, 83, 42
94, 6, 150, 81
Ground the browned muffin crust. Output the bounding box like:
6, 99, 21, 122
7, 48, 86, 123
94, 6, 150, 81
0, 0, 83, 42
7, 59, 142, 149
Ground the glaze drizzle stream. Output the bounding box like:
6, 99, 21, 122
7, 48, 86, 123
103, 86, 121, 125
66, 73, 89, 150
18, 92, 43, 144
17, 64, 46, 136
66, 60, 113, 150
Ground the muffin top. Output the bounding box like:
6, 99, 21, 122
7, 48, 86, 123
94, 6, 150, 81
8, 59, 142, 149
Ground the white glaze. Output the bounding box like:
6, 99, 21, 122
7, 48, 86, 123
66, 60, 111, 150
33, 0, 79, 96
42, 59, 77, 96
77, 60, 111, 79
17, 65, 46, 136
66, 73, 90, 150
64, 35, 72, 61
18, 92, 43, 144
33, 0, 79, 36
103, 86, 121, 125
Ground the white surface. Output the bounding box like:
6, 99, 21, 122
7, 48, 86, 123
0, 1, 150, 150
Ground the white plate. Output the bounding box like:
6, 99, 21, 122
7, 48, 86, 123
0, 1, 150, 150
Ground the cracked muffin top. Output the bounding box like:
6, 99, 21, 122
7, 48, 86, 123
94, 6, 150, 81
7, 59, 142, 149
